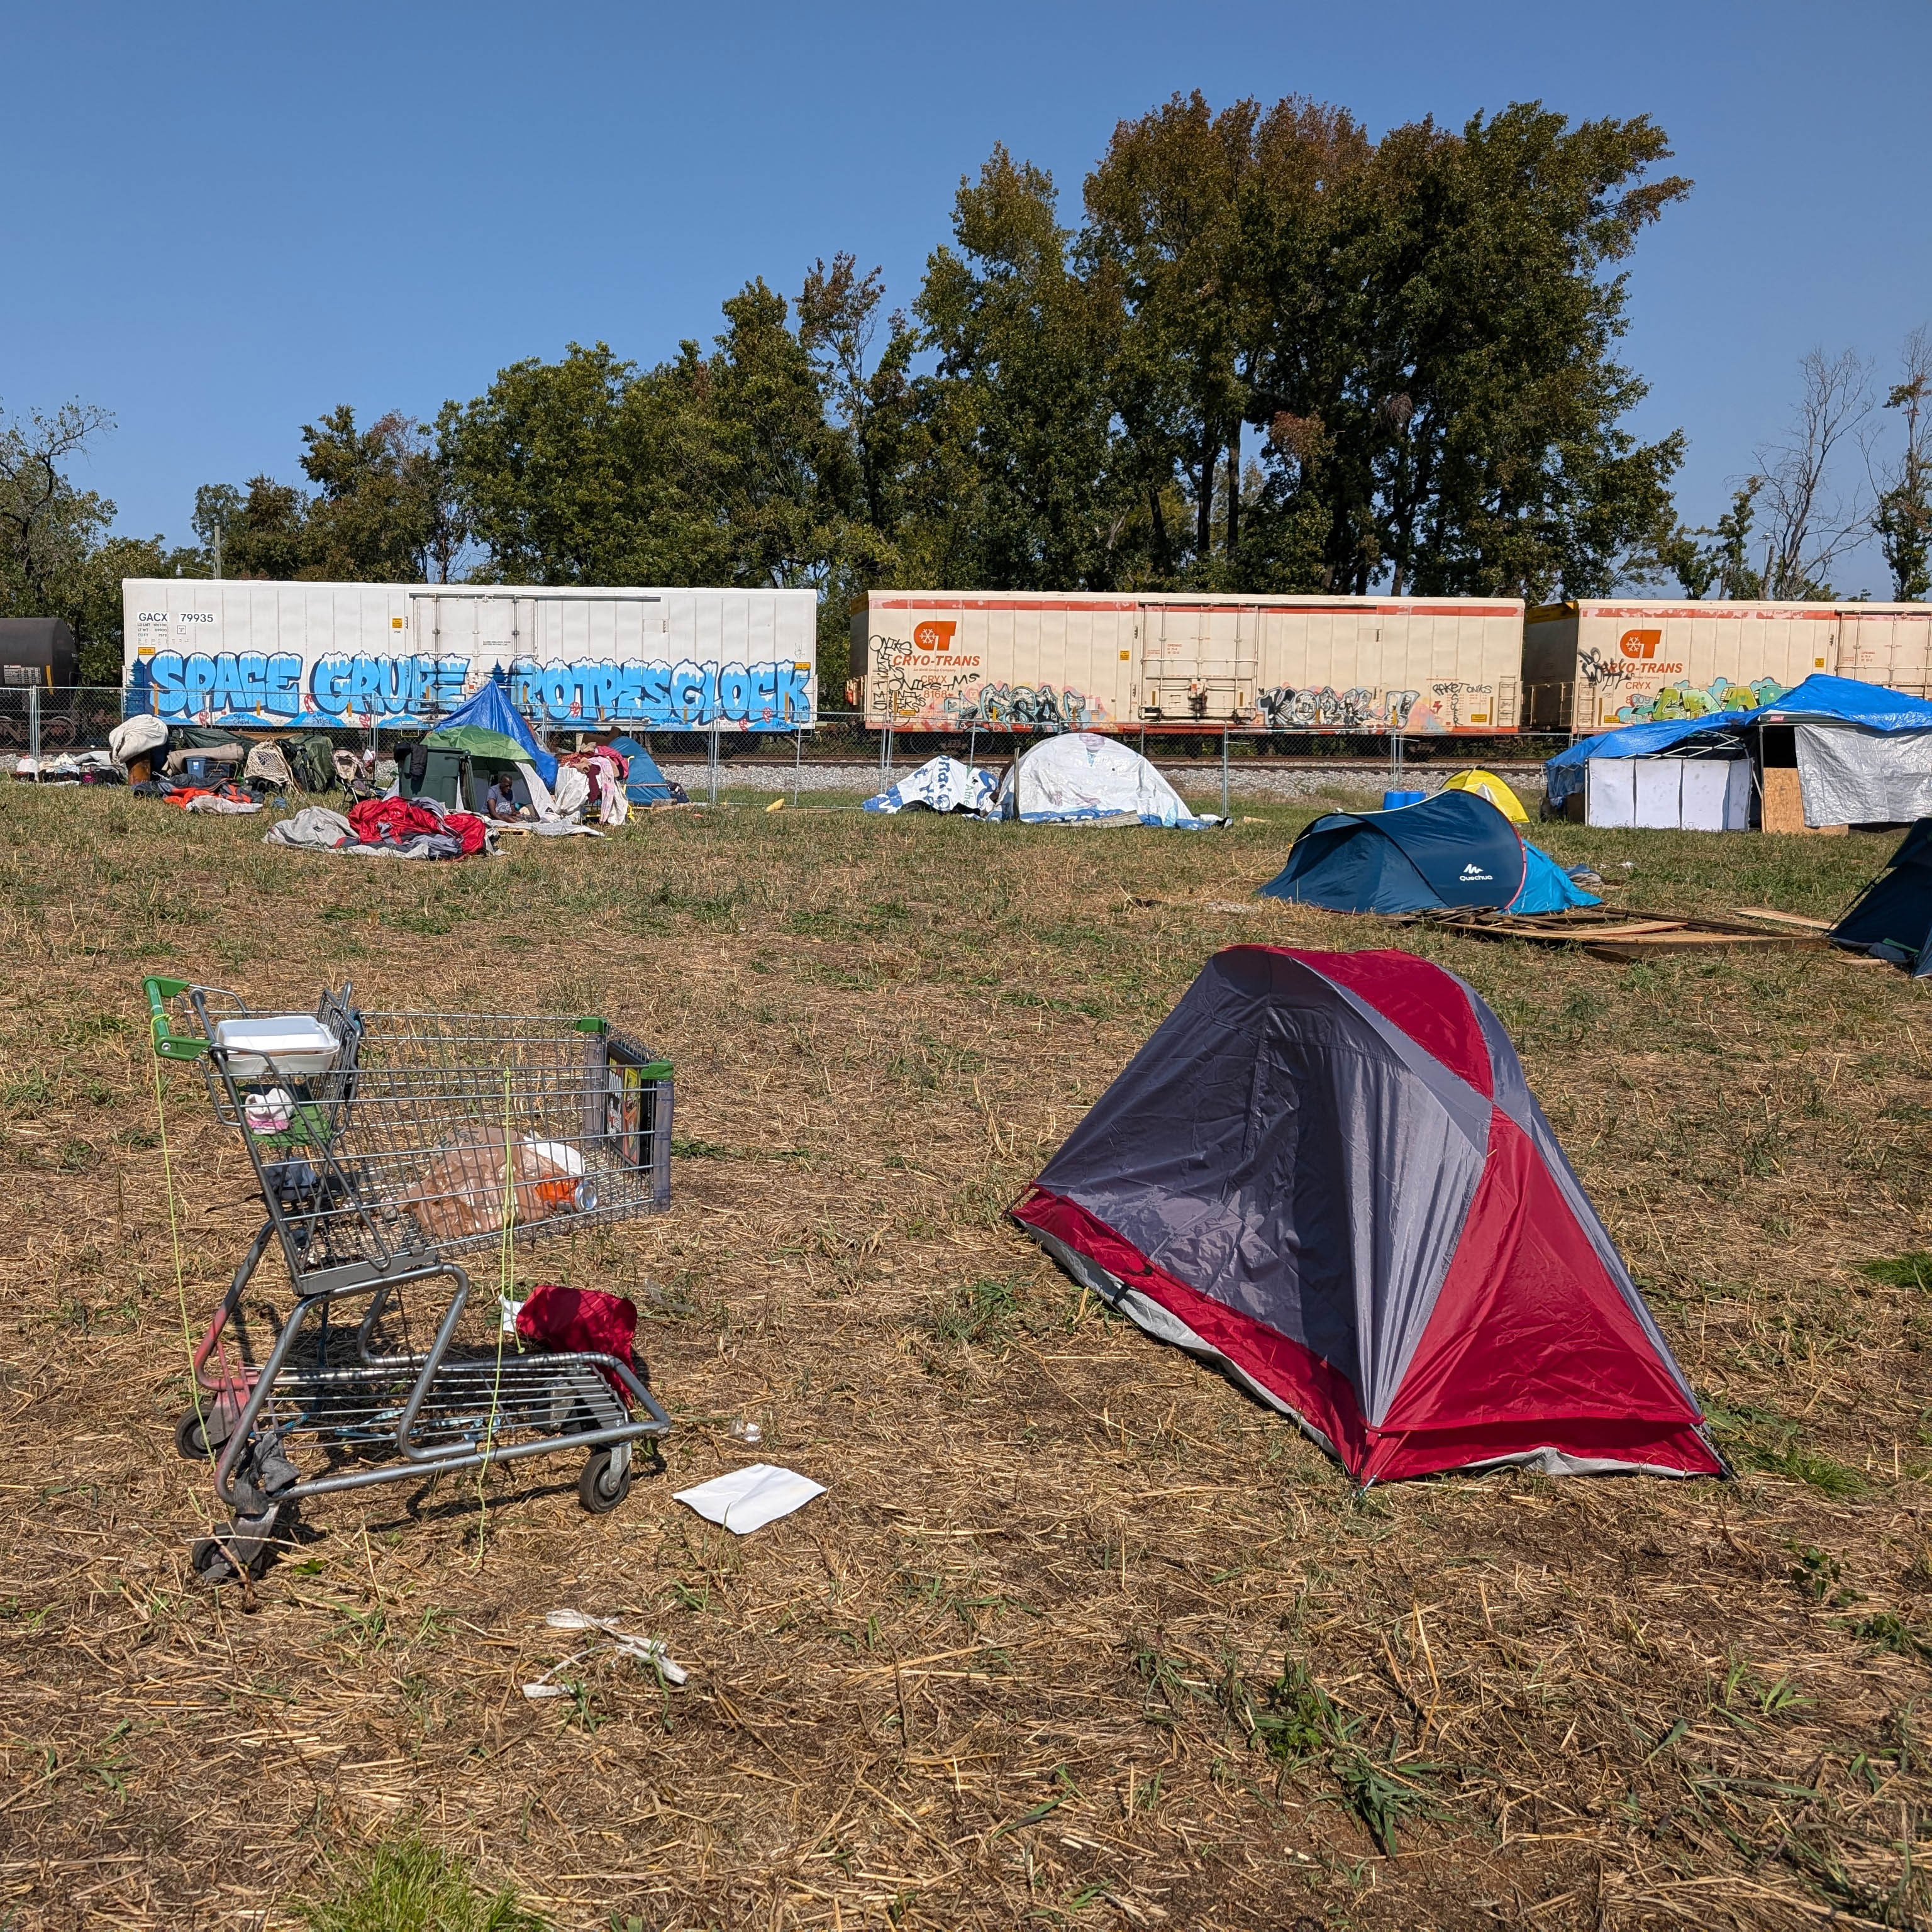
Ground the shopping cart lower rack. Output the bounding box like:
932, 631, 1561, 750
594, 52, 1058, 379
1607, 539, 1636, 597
147, 978, 677, 1584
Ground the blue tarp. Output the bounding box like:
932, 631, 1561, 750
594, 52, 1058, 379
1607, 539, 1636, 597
605, 736, 677, 806
1545, 675, 1932, 808
1258, 790, 1528, 914
1544, 714, 1748, 806
430, 682, 557, 787
1743, 673, 1932, 733
1509, 843, 1601, 914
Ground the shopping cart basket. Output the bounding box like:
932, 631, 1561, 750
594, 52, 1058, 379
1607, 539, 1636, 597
147, 977, 676, 1584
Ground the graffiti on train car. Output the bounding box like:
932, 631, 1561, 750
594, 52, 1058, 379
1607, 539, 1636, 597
1256, 686, 1423, 731
131, 650, 813, 729
869, 633, 1110, 730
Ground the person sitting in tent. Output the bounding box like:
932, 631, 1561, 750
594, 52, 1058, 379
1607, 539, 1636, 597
485, 772, 525, 821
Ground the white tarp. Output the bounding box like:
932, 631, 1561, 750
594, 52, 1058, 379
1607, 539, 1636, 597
1796, 724, 1932, 827
999, 733, 1216, 828
862, 755, 998, 816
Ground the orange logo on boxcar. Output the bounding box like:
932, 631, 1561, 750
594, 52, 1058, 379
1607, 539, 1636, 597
913, 621, 957, 652
1619, 628, 1662, 660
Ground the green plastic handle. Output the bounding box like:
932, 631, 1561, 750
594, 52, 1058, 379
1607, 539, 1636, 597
143, 977, 209, 1061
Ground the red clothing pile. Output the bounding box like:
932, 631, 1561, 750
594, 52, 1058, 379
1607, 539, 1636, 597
346, 797, 491, 854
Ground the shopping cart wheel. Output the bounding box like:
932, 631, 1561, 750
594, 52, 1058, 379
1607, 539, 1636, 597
174, 1407, 227, 1460
189, 1533, 245, 1585
578, 1447, 632, 1514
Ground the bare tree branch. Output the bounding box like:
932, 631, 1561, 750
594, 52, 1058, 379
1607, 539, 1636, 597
1753, 347, 1870, 599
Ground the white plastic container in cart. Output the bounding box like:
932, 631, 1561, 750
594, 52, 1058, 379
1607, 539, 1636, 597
213, 1016, 340, 1079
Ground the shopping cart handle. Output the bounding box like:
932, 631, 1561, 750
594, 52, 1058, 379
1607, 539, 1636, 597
143, 977, 209, 1060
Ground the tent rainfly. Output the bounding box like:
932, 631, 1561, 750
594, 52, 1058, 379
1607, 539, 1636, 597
1013, 947, 1723, 1483
997, 733, 1214, 827
426, 681, 558, 787
1829, 818, 1932, 974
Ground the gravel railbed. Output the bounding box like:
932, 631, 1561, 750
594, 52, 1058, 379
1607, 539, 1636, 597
660, 761, 1547, 805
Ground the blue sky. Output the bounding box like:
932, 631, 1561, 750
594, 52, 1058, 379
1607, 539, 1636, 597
4, 0, 1929, 592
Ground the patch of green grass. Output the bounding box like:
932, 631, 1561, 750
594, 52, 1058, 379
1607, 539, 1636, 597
1859, 1253, 1932, 1291
295, 1837, 547, 1932
1707, 1404, 1868, 1496
926, 1276, 1019, 1348
1843, 1612, 1932, 1662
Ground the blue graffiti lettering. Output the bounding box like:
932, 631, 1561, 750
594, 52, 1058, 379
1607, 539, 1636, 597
311, 658, 352, 715
670, 662, 705, 722
150, 653, 185, 711
777, 664, 811, 721
139, 648, 813, 728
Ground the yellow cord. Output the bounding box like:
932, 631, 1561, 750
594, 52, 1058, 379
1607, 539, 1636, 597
470, 1065, 517, 1565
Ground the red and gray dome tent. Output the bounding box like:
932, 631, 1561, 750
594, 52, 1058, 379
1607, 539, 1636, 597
1013, 947, 1723, 1484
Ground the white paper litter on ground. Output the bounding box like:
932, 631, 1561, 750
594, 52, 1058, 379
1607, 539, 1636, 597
674, 1463, 824, 1535
522, 1607, 688, 1694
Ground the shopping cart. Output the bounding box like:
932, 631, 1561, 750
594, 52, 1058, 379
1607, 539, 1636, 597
146, 978, 676, 1584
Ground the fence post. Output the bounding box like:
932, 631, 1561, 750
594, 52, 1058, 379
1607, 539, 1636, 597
28, 686, 39, 778
1221, 724, 1230, 820
708, 728, 719, 806
793, 726, 802, 809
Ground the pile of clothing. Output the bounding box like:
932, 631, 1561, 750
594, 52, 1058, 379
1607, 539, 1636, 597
558, 745, 632, 826
264, 795, 494, 861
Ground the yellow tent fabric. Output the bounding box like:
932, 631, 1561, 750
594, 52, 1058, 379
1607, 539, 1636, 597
1443, 769, 1528, 822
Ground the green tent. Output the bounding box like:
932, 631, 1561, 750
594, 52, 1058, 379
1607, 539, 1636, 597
421, 724, 531, 766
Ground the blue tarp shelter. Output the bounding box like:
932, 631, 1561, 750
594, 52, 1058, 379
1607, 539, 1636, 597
1545, 676, 1932, 809
1260, 791, 1529, 914
430, 683, 557, 787
1544, 713, 1749, 808
606, 735, 677, 806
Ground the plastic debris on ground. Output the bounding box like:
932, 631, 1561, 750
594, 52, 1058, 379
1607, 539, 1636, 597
521, 1608, 688, 1698
674, 1463, 825, 1535
863, 755, 999, 816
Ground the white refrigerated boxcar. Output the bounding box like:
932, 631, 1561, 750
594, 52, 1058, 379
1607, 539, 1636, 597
121, 579, 819, 731
850, 591, 1524, 736
1524, 598, 1932, 732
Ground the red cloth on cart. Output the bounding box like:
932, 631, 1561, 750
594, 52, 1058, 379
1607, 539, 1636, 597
515, 1282, 639, 1400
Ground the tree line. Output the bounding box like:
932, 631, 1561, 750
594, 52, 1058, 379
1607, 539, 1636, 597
4, 90, 1928, 689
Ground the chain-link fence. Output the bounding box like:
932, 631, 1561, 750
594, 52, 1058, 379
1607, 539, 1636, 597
6, 691, 1568, 808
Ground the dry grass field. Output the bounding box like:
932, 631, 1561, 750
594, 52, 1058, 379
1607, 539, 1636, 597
2, 776, 1930, 1931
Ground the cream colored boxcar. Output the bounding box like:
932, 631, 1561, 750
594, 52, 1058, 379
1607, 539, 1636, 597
851, 592, 1524, 735
1524, 599, 1932, 731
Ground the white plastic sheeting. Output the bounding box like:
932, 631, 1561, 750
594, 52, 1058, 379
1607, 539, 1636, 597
1795, 724, 1932, 827
862, 755, 999, 816
999, 733, 1215, 828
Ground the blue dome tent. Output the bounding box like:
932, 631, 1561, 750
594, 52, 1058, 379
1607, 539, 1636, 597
1260, 791, 1527, 914
1259, 790, 1597, 917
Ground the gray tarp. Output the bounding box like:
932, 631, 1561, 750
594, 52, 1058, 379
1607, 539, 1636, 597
1796, 723, 1932, 826
264, 807, 355, 851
